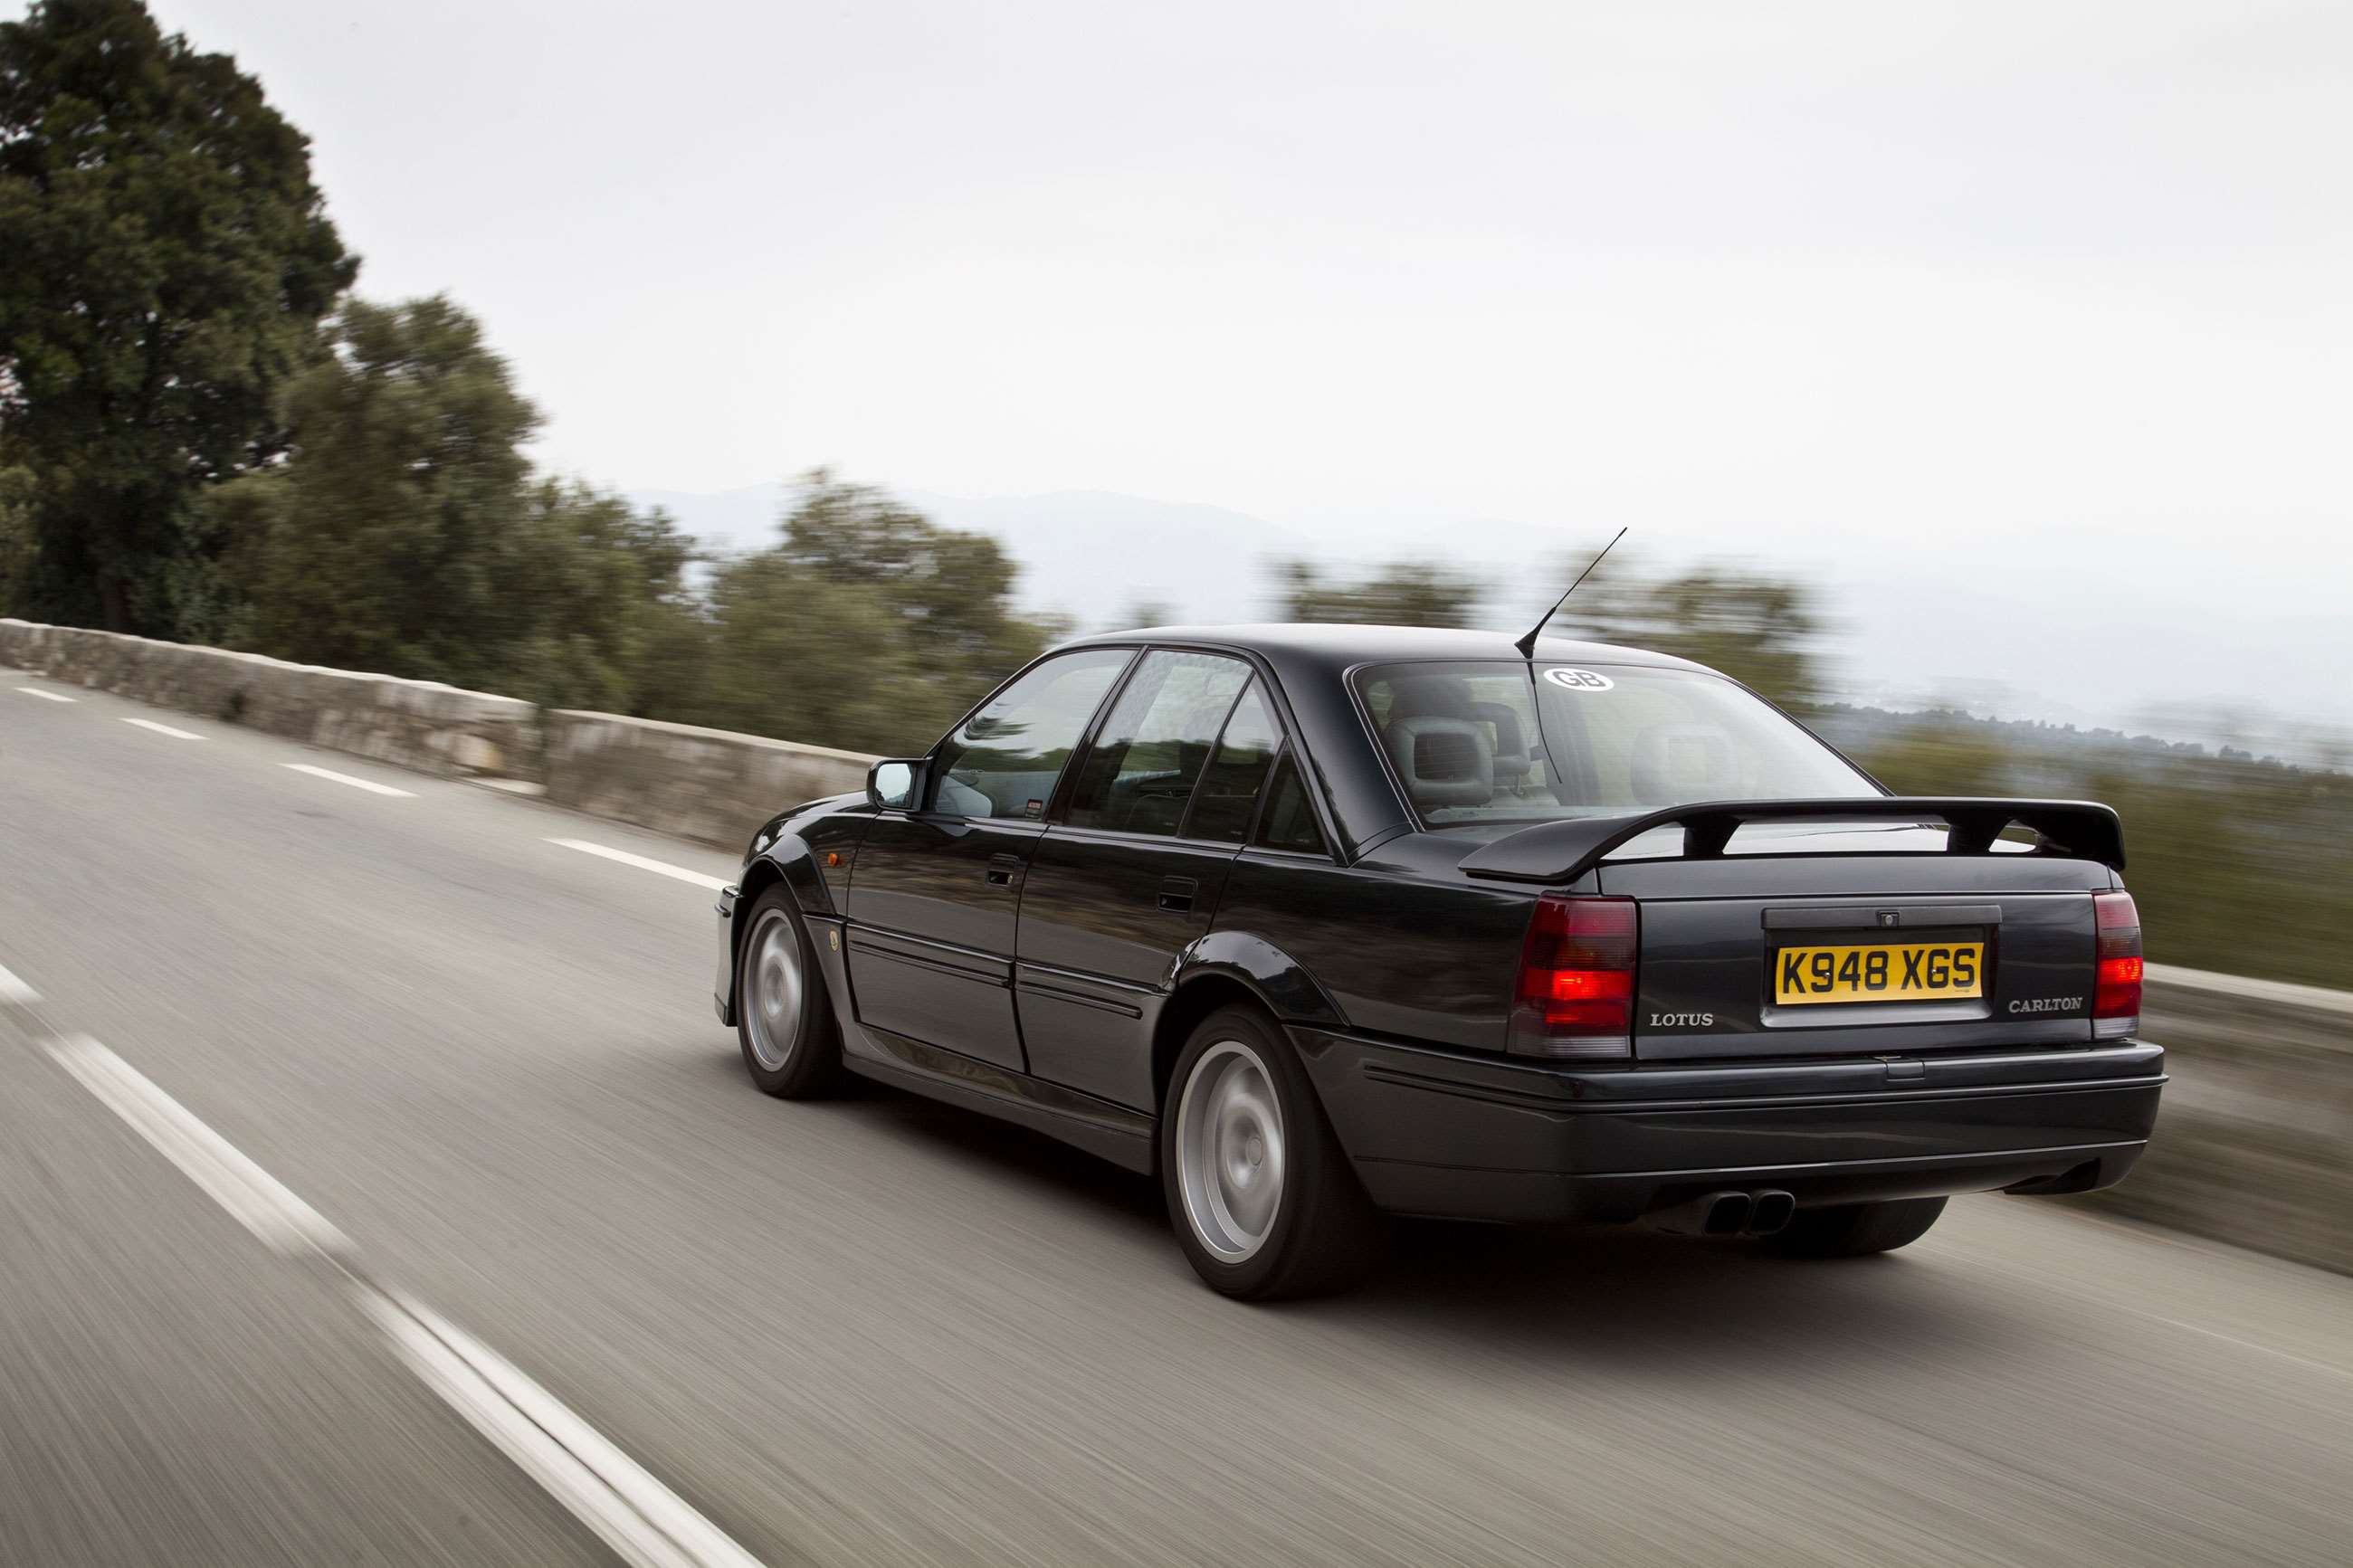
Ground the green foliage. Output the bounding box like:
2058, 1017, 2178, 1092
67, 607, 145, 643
1557, 565, 1826, 707
1275, 558, 1485, 627
228, 296, 699, 714
679, 470, 1062, 755
0, 460, 34, 604
772, 469, 1052, 676
490, 480, 706, 715
0, 0, 356, 632
232, 296, 540, 687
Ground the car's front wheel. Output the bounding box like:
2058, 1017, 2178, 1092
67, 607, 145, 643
1766, 1196, 1947, 1259
1160, 1005, 1381, 1298
735, 889, 841, 1098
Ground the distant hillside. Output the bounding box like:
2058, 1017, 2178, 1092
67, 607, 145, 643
1804, 703, 2340, 776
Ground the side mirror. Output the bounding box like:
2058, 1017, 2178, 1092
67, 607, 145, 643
867, 758, 924, 812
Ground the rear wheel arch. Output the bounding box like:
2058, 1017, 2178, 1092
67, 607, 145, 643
1153, 974, 1269, 1112
1153, 935, 1341, 1111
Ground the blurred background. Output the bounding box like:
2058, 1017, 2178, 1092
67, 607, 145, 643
6, 1, 2348, 984
4, 3, 2349, 1566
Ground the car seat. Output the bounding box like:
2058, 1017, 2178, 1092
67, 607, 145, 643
1384, 716, 1494, 812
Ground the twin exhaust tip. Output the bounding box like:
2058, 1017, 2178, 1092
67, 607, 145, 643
1662, 1189, 1797, 1238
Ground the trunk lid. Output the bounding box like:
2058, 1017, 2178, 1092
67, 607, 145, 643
1599, 827, 2111, 1060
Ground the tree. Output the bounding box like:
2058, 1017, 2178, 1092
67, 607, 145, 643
228, 296, 703, 712
771, 468, 1052, 677
695, 553, 944, 755
491, 480, 707, 716
686, 472, 1063, 754
0, 459, 33, 605
228, 296, 541, 689
0, 0, 356, 633
1274, 559, 1485, 627
1556, 565, 1828, 707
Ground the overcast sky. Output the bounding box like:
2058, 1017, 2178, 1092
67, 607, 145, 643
110, 3, 2353, 741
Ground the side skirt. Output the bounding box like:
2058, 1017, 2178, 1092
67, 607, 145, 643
843, 1022, 1158, 1175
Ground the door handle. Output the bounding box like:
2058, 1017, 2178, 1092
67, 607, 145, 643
986, 853, 1023, 888
1157, 875, 1198, 913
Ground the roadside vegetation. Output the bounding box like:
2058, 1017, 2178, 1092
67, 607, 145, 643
4, 1, 2345, 988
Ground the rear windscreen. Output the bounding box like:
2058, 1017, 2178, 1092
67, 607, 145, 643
1353, 661, 1877, 827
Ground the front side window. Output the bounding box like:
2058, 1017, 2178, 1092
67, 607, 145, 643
1354, 661, 1875, 826
931, 649, 1133, 820
1063, 651, 1253, 836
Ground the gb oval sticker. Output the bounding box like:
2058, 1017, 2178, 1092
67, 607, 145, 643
1543, 667, 1615, 692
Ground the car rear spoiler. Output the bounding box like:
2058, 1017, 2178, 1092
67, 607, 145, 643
1455, 797, 2126, 885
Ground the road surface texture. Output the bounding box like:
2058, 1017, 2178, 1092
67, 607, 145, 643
4, 672, 2349, 1568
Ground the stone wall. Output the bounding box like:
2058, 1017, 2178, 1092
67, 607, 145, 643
0, 618, 537, 778
2080, 977, 2353, 1276
541, 709, 874, 850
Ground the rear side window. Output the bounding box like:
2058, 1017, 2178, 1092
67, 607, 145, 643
1253, 751, 1329, 856
931, 649, 1133, 820
1063, 651, 1253, 836
1185, 680, 1282, 842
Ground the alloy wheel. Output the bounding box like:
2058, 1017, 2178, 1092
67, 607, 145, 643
1175, 1040, 1288, 1262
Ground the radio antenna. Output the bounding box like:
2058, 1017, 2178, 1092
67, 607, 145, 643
1514, 527, 1627, 658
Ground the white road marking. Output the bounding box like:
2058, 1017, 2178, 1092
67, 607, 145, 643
39, 1031, 772, 1567
0, 962, 38, 1003
15, 685, 76, 702
43, 1035, 350, 1257
366, 1289, 769, 1568
282, 763, 417, 798
548, 838, 730, 892
2145, 1313, 2353, 1383
120, 717, 203, 740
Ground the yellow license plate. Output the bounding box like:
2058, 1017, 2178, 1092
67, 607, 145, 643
1775, 941, 1985, 1005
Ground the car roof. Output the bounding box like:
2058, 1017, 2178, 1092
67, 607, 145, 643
1055, 622, 1712, 675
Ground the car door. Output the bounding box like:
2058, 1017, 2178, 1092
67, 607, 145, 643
843, 647, 1134, 1070
1015, 652, 1284, 1108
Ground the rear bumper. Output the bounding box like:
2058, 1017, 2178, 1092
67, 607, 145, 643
1291, 1028, 2166, 1224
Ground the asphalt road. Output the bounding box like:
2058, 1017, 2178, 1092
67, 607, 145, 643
4, 672, 2350, 1568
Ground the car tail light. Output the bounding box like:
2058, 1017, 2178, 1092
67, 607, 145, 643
2091, 889, 2142, 1040
1510, 895, 1636, 1060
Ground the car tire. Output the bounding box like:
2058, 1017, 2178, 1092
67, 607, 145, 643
1766, 1196, 1947, 1259
1160, 1004, 1382, 1299
735, 889, 842, 1099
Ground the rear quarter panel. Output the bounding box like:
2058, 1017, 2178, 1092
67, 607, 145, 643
1212, 845, 1533, 1051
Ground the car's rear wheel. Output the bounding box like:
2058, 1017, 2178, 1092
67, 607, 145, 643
1161, 1005, 1381, 1298
736, 889, 841, 1098
1766, 1195, 1947, 1259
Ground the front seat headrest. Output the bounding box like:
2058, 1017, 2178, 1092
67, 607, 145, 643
1386, 716, 1494, 811
1466, 700, 1533, 783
